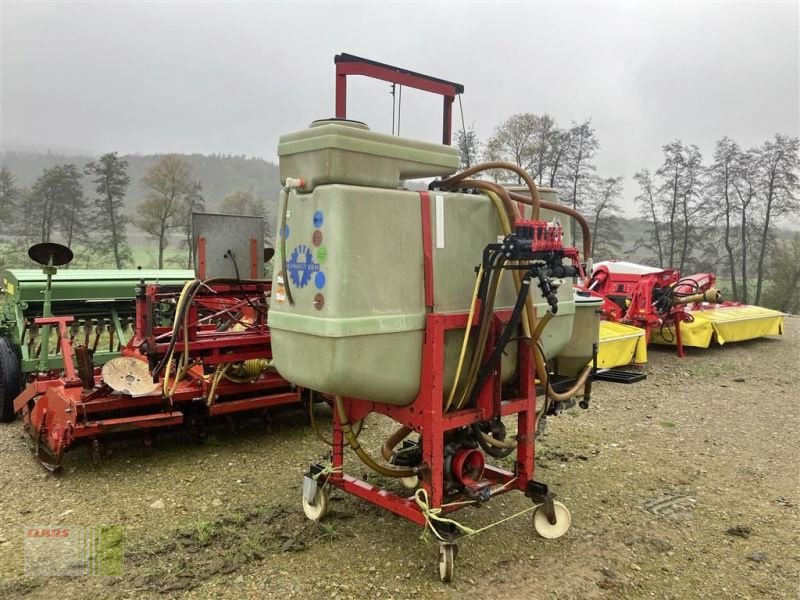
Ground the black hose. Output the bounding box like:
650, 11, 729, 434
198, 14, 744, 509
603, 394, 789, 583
468, 268, 533, 407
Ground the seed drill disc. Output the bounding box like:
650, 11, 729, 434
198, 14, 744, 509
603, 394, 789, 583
27, 242, 73, 267
102, 357, 159, 397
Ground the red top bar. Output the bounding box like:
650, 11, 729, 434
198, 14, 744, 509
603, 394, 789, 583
334, 53, 464, 145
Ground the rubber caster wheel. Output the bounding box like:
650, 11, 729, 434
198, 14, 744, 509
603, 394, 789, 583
533, 500, 571, 539
400, 475, 419, 490
438, 543, 457, 583
302, 486, 330, 522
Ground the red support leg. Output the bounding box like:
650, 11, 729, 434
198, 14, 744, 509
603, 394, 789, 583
442, 96, 454, 145
335, 72, 347, 119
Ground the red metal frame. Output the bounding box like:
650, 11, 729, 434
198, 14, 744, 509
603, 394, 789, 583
323, 190, 538, 532
327, 309, 536, 526
334, 53, 464, 145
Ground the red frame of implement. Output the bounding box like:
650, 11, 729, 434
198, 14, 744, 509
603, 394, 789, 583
14, 282, 300, 469
334, 53, 465, 146
325, 192, 537, 528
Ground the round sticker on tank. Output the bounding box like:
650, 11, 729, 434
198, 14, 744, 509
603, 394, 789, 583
313, 293, 325, 311
316, 246, 327, 264
282, 224, 290, 239
312, 229, 323, 247
314, 271, 326, 290
313, 210, 324, 228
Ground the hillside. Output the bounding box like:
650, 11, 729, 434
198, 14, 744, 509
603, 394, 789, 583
0, 151, 282, 220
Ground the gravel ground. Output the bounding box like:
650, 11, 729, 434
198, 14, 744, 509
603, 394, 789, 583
1, 317, 798, 600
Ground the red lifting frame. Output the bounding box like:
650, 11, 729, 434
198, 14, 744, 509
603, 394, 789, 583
326, 192, 537, 527
334, 53, 465, 146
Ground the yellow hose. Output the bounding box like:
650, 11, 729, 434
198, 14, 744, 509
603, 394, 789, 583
206, 363, 231, 407
162, 280, 195, 398
444, 264, 483, 412
334, 396, 418, 478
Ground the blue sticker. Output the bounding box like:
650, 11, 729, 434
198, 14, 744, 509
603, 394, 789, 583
283, 224, 290, 239
314, 271, 326, 290
313, 210, 324, 229
287, 244, 320, 288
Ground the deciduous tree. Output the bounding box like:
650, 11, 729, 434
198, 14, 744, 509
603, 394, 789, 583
752, 134, 799, 304
85, 152, 132, 269
136, 155, 196, 269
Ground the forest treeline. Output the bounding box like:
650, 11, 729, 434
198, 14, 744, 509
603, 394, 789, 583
0, 153, 280, 270
457, 116, 799, 312
1, 116, 798, 312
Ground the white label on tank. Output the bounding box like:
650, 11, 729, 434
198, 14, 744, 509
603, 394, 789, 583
435, 194, 445, 249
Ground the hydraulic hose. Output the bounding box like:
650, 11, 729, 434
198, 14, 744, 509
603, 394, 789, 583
444, 264, 483, 412
278, 188, 294, 306
205, 363, 231, 407
441, 161, 541, 219
454, 255, 506, 410
382, 425, 414, 461
468, 268, 535, 407
309, 391, 364, 447
334, 396, 418, 478
546, 364, 592, 402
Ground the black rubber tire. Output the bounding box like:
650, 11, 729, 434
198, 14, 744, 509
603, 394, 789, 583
0, 336, 22, 422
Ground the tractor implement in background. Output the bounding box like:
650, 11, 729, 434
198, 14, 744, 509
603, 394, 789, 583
588, 260, 785, 357
11, 216, 300, 470
0, 265, 194, 421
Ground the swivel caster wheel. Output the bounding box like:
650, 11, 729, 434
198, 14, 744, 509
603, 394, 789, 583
532, 500, 571, 539
302, 486, 331, 522
400, 475, 419, 490
438, 542, 458, 583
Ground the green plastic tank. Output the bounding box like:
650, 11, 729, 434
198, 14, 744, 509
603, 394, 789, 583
269, 121, 576, 406
556, 291, 602, 376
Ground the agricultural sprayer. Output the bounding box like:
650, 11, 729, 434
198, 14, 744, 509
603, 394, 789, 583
10, 215, 300, 470
268, 54, 615, 582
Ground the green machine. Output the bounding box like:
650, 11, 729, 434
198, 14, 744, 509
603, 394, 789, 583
0, 258, 193, 421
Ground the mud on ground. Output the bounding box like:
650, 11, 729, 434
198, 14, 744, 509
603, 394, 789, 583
0, 318, 798, 599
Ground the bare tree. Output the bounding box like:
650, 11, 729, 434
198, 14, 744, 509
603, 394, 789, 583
633, 169, 664, 267
485, 113, 539, 182
730, 149, 758, 302
178, 180, 204, 269
136, 155, 197, 269
562, 120, 599, 242
654, 141, 704, 271
707, 137, 742, 298
587, 176, 624, 258
677, 144, 703, 272
752, 134, 800, 304
455, 124, 482, 170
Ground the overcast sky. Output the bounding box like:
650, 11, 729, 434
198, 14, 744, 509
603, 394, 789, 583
2, 1, 798, 215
